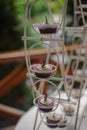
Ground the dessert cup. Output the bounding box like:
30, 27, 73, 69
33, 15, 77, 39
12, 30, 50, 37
34, 96, 57, 112
73, 69, 87, 80
63, 104, 75, 116
46, 113, 62, 128
33, 22, 58, 34
33, 16, 59, 34
71, 88, 84, 99
30, 64, 56, 78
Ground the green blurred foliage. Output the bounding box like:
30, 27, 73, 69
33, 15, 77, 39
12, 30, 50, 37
0, 0, 24, 51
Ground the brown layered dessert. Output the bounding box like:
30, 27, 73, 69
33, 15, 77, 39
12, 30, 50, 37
34, 95, 55, 112
35, 17, 58, 34
46, 113, 62, 128
38, 23, 58, 34
30, 63, 56, 78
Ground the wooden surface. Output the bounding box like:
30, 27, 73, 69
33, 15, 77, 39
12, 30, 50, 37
0, 65, 27, 98
0, 44, 80, 63
0, 104, 25, 122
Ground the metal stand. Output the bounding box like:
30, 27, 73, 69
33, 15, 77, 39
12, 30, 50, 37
23, 0, 87, 130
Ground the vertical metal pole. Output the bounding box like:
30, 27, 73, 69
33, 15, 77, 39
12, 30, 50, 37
78, 0, 85, 25
61, 0, 69, 99
33, 108, 39, 130
73, 0, 78, 26
74, 46, 87, 130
